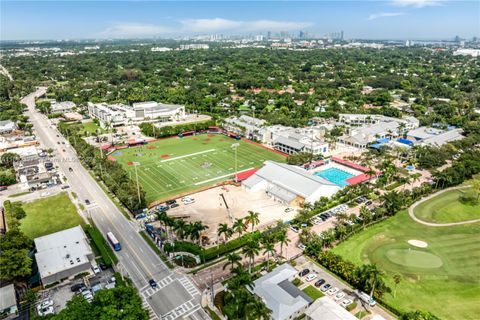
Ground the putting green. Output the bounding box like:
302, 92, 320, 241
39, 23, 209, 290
386, 249, 443, 268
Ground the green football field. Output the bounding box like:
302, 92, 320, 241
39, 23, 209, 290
111, 134, 285, 203
332, 209, 480, 320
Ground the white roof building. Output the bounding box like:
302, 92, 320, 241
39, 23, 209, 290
407, 127, 464, 147
87, 101, 185, 128
0, 120, 18, 134
250, 264, 313, 320
0, 284, 18, 316
51, 101, 76, 113
305, 297, 357, 320
243, 161, 340, 204
34, 226, 94, 286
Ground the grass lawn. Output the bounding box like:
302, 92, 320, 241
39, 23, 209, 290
81, 121, 104, 135
112, 134, 285, 203
332, 210, 480, 320
413, 188, 480, 223
20, 192, 84, 239
302, 285, 324, 301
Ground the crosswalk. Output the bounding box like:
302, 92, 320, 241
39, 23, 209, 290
140, 275, 174, 299
161, 299, 201, 320
142, 299, 159, 320
178, 276, 201, 297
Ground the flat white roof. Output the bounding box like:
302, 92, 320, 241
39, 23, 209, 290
34, 226, 93, 279
305, 296, 357, 320
0, 284, 16, 310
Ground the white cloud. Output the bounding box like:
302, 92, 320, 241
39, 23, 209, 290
390, 0, 445, 8
181, 18, 312, 33
99, 23, 172, 38
368, 12, 406, 20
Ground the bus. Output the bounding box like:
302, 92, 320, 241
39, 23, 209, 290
107, 232, 121, 251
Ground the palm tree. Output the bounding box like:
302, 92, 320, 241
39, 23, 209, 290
276, 230, 291, 257
223, 252, 242, 271
232, 218, 247, 237
262, 241, 276, 270
363, 264, 385, 308
359, 205, 373, 228
217, 223, 232, 243
156, 211, 174, 240
173, 219, 188, 240
393, 274, 402, 298
242, 240, 260, 273
188, 221, 209, 244
246, 299, 272, 319
245, 211, 260, 232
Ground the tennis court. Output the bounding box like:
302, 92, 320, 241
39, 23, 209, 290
111, 134, 286, 203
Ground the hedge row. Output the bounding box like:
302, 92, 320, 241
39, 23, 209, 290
84, 225, 118, 267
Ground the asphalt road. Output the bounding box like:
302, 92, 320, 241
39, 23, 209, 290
21, 88, 209, 320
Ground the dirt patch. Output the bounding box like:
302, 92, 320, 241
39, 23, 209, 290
219, 139, 224, 142
203, 142, 209, 145
208, 134, 215, 137
127, 161, 134, 166
193, 138, 198, 140
160, 154, 170, 159
147, 145, 157, 150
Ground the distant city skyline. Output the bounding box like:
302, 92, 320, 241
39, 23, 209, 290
1, 1, 479, 41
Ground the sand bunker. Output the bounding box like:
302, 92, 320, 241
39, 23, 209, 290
160, 154, 170, 159
408, 240, 428, 248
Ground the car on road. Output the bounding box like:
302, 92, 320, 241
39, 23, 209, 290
0, 186, 7, 191
334, 291, 346, 301
85, 199, 90, 205
285, 207, 294, 213
298, 268, 310, 277
169, 203, 179, 208
320, 284, 331, 292
166, 199, 177, 205
71, 283, 86, 292
149, 279, 157, 289
61, 185, 70, 189
365, 200, 373, 206
305, 274, 317, 282
92, 265, 100, 274
68, 167, 73, 172
341, 299, 353, 308
297, 243, 306, 251
314, 279, 325, 287
327, 287, 339, 295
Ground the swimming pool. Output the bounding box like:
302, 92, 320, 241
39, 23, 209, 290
314, 167, 354, 187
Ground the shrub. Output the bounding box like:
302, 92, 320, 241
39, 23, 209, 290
346, 302, 357, 311
84, 225, 118, 267
164, 241, 202, 256
203, 232, 260, 261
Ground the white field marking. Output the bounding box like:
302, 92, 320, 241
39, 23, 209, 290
194, 167, 254, 185
161, 149, 216, 162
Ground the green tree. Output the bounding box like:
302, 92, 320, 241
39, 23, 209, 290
223, 252, 242, 271
242, 240, 260, 273
245, 211, 260, 232
233, 218, 247, 237
393, 274, 402, 298
400, 310, 440, 320
0, 249, 32, 281
262, 241, 276, 270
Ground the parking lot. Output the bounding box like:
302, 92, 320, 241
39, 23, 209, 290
35, 268, 115, 316
294, 256, 395, 320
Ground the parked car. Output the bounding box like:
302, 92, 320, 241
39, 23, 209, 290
85, 199, 90, 205
365, 200, 373, 206
38, 300, 54, 310
92, 265, 100, 274
314, 279, 325, 287
0, 186, 7, 191
327, 287, 339, 295
290, 226, 299, 233
169, 203, 179, 208
320, 284, 331, 292
149, 279, 157, 289
305, 274, 317, 282
166, 199, 177, 205
61, 185, 70, 189
334, 292, 346, 301
298, 268, 310, 277
99, 263, 107, 270
71, 283, 86, 292
341, 299, 353, 308
37, 306, 54, 316
284, 207, 294, 213
297, 244, 306, 251
156, 204, 169, 211
182, 197, 195, 204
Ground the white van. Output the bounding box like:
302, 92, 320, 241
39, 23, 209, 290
358, 291, 376, 306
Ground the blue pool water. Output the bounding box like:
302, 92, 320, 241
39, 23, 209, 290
314, 167, 354, 187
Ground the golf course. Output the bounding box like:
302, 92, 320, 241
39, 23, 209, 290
332, 189, 480, 320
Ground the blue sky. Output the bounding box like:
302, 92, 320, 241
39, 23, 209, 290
1, 1, 479, 40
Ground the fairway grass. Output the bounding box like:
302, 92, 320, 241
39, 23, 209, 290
112, 135, 285, 203
332, 210, 480, 320
413, 188, 480, 223
20, 192, 84, 239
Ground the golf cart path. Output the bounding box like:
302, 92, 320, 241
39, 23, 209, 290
408, 185, 480, 227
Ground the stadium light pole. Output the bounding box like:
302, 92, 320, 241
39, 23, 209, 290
231, 143, 239, 176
